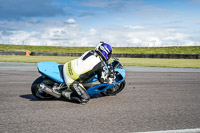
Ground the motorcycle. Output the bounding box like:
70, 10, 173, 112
31, 57, 126, 100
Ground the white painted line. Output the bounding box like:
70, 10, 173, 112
132, 128, 200, 133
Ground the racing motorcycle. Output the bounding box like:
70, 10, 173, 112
31, 57, 126, 100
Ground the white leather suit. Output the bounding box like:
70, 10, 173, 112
62, 50, 107, 103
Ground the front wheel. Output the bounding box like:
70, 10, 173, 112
31, 76, 55, 99
101, 80, 126, 96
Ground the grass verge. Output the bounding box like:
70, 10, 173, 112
0, 55, 199, 68
1, 44, 200, 54
0, 55, 77, 64
119, 58, 200, 68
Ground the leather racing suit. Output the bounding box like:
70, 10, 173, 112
62, 50, 108, 103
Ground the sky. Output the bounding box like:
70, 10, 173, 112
0, 0, 200, 47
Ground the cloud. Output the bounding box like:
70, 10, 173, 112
86, 26, 190, 47
89, 28, 97, 35
66, 19, 76, 24
124, 26, 145, 29
1, 19, 198, 47
0, 0, 65, 19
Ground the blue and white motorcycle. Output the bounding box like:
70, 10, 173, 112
31, 57, 126, 100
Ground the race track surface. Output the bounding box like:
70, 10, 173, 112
0, 62, 200, 133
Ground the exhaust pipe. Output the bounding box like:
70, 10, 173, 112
39, 83, 61, 98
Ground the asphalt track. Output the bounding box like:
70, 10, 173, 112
0, 62, 200, 133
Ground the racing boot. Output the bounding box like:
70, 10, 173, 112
62, 89, 73, 100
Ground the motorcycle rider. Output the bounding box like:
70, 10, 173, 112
62, 42, 113, 104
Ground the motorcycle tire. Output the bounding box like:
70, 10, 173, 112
31, 76, 55, 100
101, 80, 126, 96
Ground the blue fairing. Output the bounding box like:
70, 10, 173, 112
87, 68, 126, 96
87, 84, 115, 96
115, 68, 126, 79
37, 62, 65, 84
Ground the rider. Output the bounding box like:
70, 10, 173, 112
62, 42, 113, 104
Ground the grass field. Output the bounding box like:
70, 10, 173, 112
0, 55, 199, 68
1, 44, 200, 54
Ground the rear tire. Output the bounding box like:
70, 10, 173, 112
101, 80, 126, 96
31, 76, 55, 100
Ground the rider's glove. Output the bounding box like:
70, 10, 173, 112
107, 65, 115, 84
107, 77, 114, 84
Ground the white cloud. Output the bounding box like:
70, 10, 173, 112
124, 26, 144, 29
66, 18, 76, 24
0, 19, 199, 47
89, 28, 97, 35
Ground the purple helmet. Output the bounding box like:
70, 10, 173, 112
95, 42, 112, 61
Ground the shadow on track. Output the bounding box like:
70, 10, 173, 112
20, 93, 105, 103
20, 94, 64, 102
20, 94, 43, 101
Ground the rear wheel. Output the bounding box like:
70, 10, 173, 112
101, 80, 126, 96
31, 76, 55, 99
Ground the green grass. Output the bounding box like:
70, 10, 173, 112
119, 58, 200, 68
0, 44, 93, 53
113, 46, 200, 54
1, 44, 200, 54
0, 55, 77, 64
0, 55, 199, 68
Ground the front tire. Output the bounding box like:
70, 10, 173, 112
101, 80, 126, 96
31, 76, 55, 99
